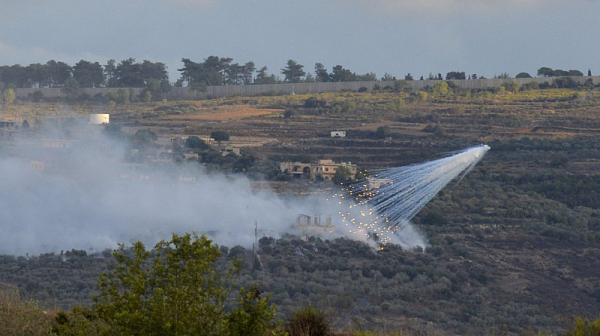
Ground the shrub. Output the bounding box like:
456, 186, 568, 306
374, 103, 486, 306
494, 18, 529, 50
53, 307, 110, 336
284, 109, 295, 118
211, 130, 230, 143
285, 306, 330, 336
185, 135, 209, 150
0, 289, 53, 336
32, 90, 44, 102
304, 97, 327, 108
564, 316, 600, 336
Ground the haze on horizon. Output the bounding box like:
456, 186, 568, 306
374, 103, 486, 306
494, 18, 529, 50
1, 0, 599, 81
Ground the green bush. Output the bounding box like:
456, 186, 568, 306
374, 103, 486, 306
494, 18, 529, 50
0, 289, 53, 336
52, 307, 110, 336
285, 306, 330, 336
564, 316, 600, 336
91, 233, 280, 336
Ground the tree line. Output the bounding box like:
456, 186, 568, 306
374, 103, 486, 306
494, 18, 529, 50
0, 59, 169, 89
0, 56, 591, 92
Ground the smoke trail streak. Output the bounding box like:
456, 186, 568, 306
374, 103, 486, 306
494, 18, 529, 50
332, 145, 490, 248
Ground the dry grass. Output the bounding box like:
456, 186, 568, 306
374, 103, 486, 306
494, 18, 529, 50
167, 105, 282, 121
0, 289, 54, 336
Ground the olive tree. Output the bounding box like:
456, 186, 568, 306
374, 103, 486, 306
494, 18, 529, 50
332, 166, 353, 185
94, 233, 281, 336
211, 130, 230, 144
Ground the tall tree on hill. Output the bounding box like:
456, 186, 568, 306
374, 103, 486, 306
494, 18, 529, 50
314, 63, 329, 82
568, 70, 583, 76
330, 65, 356, 82
242, 61, 255, 84
446, 71, 466, 80
104, 59, 118, 87
281, 60, 305, 83
381, 73, 396, 81
178, 56, 236, 88
537, 67, 554, 77
205, 55, 232, 85
0, 64, 29, 88
73, 60, 105, 87
255, 66, 277, 84
26, 63, 48, 88
516, 72, 532, 78
140, 60, 169, 84
46, 60, 72, 87
225, 63, 243, 85
357, 72, 377, 81
553, 69, 569, 76
114, 58, 144, 87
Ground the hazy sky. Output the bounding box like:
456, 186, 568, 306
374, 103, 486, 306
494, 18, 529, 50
1, 0, 599, 80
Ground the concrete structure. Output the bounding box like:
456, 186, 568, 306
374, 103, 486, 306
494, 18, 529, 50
367, 177, 394, 189
292, 214, 335, 239
0, 121, 19, 139
89, 114, 110, 125
183, 152, 200, 160
31, 160, 47, 172
219, 145, 241, 156
280, 161, 312, 179
313, 159, 357, 181
41, 139, 77, 149
280, 159, 357, 181
15, 76, 600, 100
330, 131, 346, 138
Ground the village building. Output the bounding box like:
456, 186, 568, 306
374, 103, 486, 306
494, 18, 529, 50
330, 130, 346, 138
40, 139, 77, 149
218, 145, 241, 156
292, 214, 335, 240
366, 177, 394, 189
31, 160, 48, 172
0, 120, 19, 139
183, 152, 200, 160
280, 159, 357, 181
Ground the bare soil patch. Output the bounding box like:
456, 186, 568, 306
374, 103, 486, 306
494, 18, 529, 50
167, 105, 281, 121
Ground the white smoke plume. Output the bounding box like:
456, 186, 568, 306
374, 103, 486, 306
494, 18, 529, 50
0, 121, 486, 255
0, 124, 368, 255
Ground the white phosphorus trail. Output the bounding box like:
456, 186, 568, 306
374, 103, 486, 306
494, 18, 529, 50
331, 145, 490, 249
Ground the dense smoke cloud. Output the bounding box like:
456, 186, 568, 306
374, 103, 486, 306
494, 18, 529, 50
0, 124, 429, 255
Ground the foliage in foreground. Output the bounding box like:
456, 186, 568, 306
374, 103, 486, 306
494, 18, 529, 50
92, 233, 280, 336
563, 316, 600, 336
0, 289, 53, 336
285, 306, 331, 336
51, 233, 280, 336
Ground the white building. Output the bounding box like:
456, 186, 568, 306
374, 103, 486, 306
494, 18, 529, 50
89, 114, 110, 125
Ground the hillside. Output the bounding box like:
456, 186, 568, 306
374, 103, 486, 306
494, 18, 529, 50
1, 86, 600, 335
